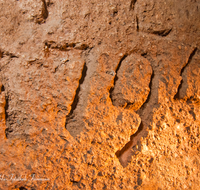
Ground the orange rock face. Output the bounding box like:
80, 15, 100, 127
0, 0, 200, 189
111, 54, 152, 110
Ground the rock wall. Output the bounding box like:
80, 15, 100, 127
0, 0, 200, 189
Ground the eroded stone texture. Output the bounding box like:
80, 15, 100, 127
111, 54, 152, 110
176, 48, 200, 100
1, 49, 84, 139
0, 0, 200, 189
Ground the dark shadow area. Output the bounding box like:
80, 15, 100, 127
151, 28, 172, 37
5, 128, 13, 139
1, 85, 12, 139
136, 16, 139, 31
42, 0, 49, 19
137, 170, 142, 186
3, 88, 12, 139
4, 96, 9, 123
109, 54, 127, 103
0, 49, 3, 58
174, 47, 197, 99
19, 187, 28, 190
130, 0, 137, 10
115, 122, 144, 161
65, 62, 87, 127
189, 109, 196, 120
1, 84, 5, 92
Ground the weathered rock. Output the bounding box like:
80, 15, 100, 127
0, 0, 200, 189
111, 54, 152, 110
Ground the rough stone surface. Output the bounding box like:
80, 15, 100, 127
0, 0, 200, 189
111, 54, 152, 110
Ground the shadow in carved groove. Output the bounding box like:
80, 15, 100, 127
41, 0, 48, 19
174, 47, 197, 99
109, 55, 127, 103
65, 62, 88, 135
130, 0, 137, 10
112, 53, 158, 168
2, 85, 12, 139
116, 122, 144, 167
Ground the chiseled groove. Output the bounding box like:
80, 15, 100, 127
41, 0, 48, 19
115, 122, 144, 163
174, 47, 197, 99
150, 28, 172, 37
125, 70, 154, 110
109, 54, 128, 103
115, 59, 156, 167
4, 91, 11, 139
130, 0, 137, 10
65, 62, 88, 126
116, 47, 197, 167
